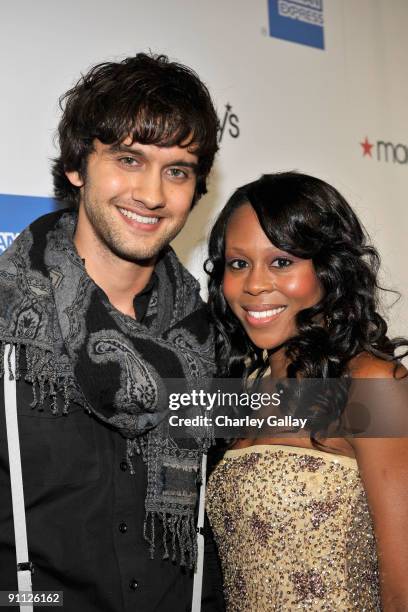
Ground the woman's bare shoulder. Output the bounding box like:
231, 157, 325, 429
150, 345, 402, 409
348, 352, 407, 379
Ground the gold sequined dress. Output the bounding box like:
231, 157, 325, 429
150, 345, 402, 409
206, 445, 380, 611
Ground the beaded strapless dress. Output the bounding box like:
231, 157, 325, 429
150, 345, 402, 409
206, 445, 380, 611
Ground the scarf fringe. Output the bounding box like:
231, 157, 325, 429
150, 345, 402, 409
143, 510, 198, 569
126, 436, 149, 473
0, 341, 70, 414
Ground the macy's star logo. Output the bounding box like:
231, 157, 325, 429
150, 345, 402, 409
360, 136, 374, 157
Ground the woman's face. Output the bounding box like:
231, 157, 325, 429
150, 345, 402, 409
223, 203, 323, 350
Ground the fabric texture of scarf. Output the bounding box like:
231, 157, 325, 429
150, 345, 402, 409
0, 210, 215, 567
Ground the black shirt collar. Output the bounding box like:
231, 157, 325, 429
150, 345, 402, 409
132, 272, 157, 321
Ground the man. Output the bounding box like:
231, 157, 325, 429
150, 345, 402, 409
0, 53, 223, 611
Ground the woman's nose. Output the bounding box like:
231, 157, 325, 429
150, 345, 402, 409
244, 266, 274, 295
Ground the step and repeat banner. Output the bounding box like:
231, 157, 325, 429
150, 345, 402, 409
1, 0, 407, 336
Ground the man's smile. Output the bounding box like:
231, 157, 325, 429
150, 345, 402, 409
118, 207, 160, 224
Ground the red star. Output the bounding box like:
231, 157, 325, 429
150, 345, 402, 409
360, 136, 374, 157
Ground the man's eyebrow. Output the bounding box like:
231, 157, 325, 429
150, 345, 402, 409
107, 143, 198, 170
166, 159, 198, 171
107, 143, 145, 156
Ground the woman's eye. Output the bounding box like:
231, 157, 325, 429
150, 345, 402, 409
271, 258, 292, 268
227, 259, 248, 270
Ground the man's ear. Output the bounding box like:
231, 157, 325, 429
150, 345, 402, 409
65, 170, 84, 188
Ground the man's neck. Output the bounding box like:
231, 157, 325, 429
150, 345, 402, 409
74, 231, 155, 319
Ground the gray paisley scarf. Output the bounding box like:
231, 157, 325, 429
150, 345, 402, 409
0, 210, 215, 567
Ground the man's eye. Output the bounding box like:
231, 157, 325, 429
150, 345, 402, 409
168, 168, 188, 179
271, 258, 292, 268
119, 156, 138, 166
227, 259, 248, 270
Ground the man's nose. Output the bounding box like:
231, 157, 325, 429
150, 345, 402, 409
132, 169, 165, 209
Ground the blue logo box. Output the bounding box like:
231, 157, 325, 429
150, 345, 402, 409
268, 0, 325, 50
0, 194, 57, 253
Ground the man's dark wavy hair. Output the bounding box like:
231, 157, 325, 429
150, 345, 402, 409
205, 172, 408, 436
52, 53, 219, 208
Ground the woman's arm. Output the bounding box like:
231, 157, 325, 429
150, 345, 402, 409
349, 355, 408, 611
353, 436, 408, 610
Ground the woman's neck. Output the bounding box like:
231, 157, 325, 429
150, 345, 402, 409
267, 345, 288, 378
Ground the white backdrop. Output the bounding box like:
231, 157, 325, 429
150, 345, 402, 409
1, 0, 407, 337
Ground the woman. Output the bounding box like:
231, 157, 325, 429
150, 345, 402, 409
205, 172, 408, 611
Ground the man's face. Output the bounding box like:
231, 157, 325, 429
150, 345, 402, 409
67, 138, 198, 262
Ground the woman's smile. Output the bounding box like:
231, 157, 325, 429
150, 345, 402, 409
242, 304, 287, 326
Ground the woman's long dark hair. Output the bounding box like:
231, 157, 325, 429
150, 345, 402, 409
205, 172, 408, 437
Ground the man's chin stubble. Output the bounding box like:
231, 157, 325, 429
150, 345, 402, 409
100, 227, 181, 264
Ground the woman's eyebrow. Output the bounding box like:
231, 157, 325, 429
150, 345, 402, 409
225, 245, 287, 254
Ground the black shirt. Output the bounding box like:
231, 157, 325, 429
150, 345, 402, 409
132, 272, 157, 321
0, 278, 224, 612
